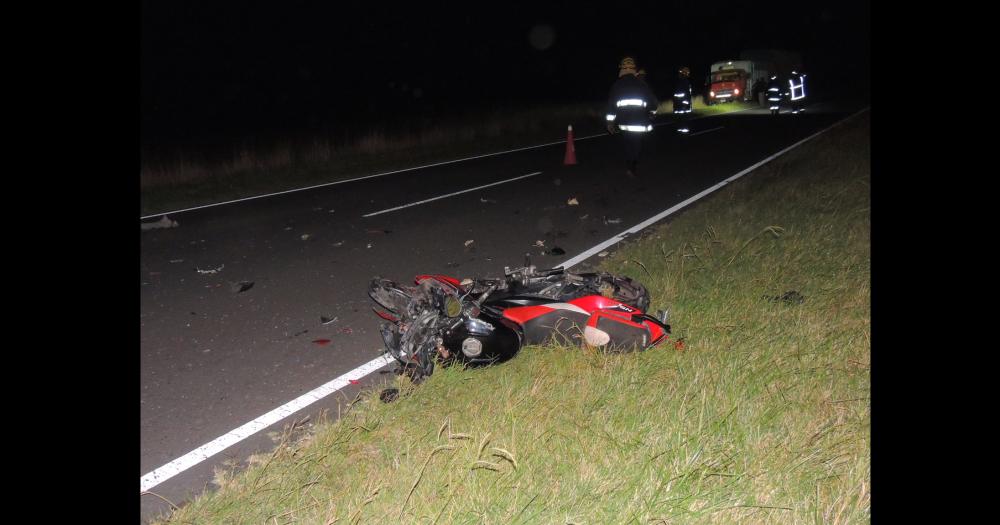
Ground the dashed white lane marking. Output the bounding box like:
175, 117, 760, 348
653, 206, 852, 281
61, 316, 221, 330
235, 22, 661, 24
686, 126, 725, 137
362, 171, 543, 217
140, 108, 750, 220
140, 354, 394, 493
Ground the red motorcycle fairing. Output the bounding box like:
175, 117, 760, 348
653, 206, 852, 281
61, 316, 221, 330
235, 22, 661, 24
501, 296, 667, 351
414, 274, 463, 289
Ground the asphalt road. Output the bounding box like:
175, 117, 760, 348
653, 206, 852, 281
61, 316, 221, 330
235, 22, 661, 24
140, 99, 865, 522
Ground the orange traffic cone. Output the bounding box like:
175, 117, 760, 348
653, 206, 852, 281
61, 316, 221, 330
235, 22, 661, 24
563, 125, 577, 165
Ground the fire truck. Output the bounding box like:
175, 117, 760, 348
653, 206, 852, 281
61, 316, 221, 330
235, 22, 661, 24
705, 50, 801, 106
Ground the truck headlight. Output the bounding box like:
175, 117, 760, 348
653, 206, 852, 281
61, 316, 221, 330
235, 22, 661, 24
709, 91, 715, 97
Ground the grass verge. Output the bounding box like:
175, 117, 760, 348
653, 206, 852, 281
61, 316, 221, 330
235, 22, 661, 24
148, 111, 869, 524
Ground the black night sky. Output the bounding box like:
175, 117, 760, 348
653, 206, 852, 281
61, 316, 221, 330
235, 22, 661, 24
141, 1, 870, 153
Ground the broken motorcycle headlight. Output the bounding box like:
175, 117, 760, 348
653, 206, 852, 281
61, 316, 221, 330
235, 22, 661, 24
444, 295, 462, 318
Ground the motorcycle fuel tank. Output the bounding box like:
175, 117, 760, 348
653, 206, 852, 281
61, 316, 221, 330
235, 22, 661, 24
441, 312, 522, 367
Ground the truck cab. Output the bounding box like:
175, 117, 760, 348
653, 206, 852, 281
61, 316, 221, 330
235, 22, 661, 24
706, 60, 758, 105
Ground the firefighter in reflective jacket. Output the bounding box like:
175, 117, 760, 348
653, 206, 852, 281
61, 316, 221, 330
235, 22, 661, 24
766, 74, 783, 115
788, 71, 807, 114
673, 66, 693, 114
606, 56, 659, 177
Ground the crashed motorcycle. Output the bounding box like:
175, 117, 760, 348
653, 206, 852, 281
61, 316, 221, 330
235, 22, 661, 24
369, 258, 671, 381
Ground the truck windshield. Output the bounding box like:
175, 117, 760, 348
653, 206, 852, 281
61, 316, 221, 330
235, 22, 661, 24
712, 72, 744, 82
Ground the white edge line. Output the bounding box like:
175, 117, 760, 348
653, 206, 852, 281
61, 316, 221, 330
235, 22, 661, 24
362, 171, 542, 217
140, 109, 747, 220
140, 354, 394, 493
555, 107, 869, 271
686, 126, 725, 137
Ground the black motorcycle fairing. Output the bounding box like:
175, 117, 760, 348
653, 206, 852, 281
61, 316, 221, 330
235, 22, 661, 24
441, 313, 522, 367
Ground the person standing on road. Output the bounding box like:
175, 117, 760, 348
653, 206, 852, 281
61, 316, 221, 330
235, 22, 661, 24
766, 74, 784, 115
606, 56, 659, 177
673, 66, 693, 114
788, 70, 807, 114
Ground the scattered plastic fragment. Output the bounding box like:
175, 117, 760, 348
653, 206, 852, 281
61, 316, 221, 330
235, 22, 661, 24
548, 247, 566, 256
349, 379, 361, 385
480, 197, 497, 203
284, 227, 293, 231
196, 264, 225, 275
140, 215, 179, 231
604, 217, 623, 224
300, 234, 311, 241
333, 241, 344, 247
677, 127, 690, 133
533, 240, 545, 247
293, 329, 309, 337
321, 316, 338, 325
169, 259, 184, 264
366, 243, 373, 249
580, 214, 589, 220
312, 339, 331, 345
464, 240, 474, 247
567, 197, 579, 206
339, 327, 354, 335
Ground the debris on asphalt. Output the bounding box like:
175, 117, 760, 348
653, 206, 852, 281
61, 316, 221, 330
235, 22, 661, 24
766, 290, 805, 304
366, 229, 392, 235
379, 387, 400, 403
677, 127, 690, 134
312, 338, 331, 345
293, 329, 309, 337
339, 327, 354, 335
300, 234, 311, 241
284, 227, 293, 231
464, 240, 475, 247
480, 197, 497, 203
321, 316, 338, 325
580, 214, 589, 220
141, 215, 179, 231
445, 262, 460, 268
329, 209, 336, 213
603, 216, 623, 225
231, 281, 255, 293
366, 242, 373, 249
196, 264, 225, 275
567, 197, 579, 206
333, 241, 345, 247
548, 247, 566, 256
169, 259, 184, 264
533, 240, 546, 247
